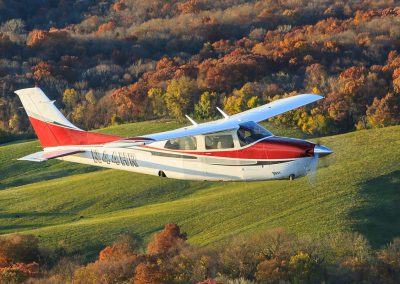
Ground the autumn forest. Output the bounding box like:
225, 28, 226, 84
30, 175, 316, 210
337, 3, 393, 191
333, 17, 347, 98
0, 0, 399, 143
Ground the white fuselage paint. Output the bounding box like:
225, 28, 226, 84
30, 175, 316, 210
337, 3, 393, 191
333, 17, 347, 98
56, 145, 313, 181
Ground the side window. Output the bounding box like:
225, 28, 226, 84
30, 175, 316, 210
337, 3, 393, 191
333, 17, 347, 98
205, 134, 234, 150
237, 128, 253, 146
165, 136, 197, 150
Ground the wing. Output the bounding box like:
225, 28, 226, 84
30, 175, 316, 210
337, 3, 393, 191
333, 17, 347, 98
143, 94, 322, 141
230, 93, 322, 123
18, 149, 84, 162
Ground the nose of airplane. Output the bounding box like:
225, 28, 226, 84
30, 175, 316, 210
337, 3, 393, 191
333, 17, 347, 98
313, 144, 333, 157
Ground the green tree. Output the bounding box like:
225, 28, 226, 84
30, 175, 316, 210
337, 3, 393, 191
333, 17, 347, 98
289, 251, 318, 283
148, 87, 167, 117
164, 76, 199, 120
194, 91, 217, 119
62, 88, 79, 110
223, 85, 260, 115
111, 113, 122, 125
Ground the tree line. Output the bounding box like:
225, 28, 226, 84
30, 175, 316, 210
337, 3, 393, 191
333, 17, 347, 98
0, 1, 399, 143
0, 224, 399, 283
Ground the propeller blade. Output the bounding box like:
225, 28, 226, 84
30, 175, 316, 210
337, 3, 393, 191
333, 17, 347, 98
306, 155, 319, 187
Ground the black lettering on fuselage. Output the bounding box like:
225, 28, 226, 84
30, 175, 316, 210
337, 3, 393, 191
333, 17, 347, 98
119, 152, 129, 166
91, 150, 101, 163
128, 153, 139, 167
90, 150, 139, 167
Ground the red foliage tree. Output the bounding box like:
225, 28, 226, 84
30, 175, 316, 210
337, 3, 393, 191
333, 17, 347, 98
97, 21, 116, 34
32, 62, 53, 81
198, 48, 267, 92
147, 224, 187, 256
178, 0, 204, 14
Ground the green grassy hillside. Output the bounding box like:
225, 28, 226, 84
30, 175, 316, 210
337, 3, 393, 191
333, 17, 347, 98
0, 122, 399, 259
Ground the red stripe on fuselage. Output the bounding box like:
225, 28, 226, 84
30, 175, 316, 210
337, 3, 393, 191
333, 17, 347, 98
29, 116, 122, 147
141, 137, 314, 160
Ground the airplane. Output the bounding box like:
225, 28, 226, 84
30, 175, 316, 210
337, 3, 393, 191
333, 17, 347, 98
15, 87, 332, 182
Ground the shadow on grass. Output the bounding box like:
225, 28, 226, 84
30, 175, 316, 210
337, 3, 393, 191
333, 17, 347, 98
0, 224, 43, 231
0, 212, 70, 218
67, 232, 145, 262
350, 170, 400, 248
0, 166, 102, 190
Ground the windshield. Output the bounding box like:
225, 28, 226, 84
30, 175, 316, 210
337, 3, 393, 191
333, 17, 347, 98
237, 121, 273, 146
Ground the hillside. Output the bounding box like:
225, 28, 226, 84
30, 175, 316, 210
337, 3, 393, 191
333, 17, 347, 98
0, 122, 399, 259
1, 0, 400, 140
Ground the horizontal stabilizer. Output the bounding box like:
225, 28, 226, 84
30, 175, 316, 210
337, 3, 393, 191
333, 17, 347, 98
18, 149, 84, 162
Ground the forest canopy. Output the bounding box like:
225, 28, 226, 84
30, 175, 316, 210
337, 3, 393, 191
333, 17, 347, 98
0, 0, 399, 142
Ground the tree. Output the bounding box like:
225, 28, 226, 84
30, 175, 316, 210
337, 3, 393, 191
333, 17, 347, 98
148, 87, 167, 117
365, 93, 400, 128
289, 251, 319, 283
223, 85, 260, 115
0, 234, 40, 264
133, 261, 166, 284
32, 61, 53, 81
0, 234, 41, 283
305, 64, 329, 94
256, 257, 288, 283
62, 88, 79, 110
72, 234, 140, 284
375, 238, 400, 283
26, 29, 47, 46
194, 91, 217, 119
219, 236, 260, 279
0, 19, 26, 43
147, 224, 187, 256
198, 49, 268, 92
164, 76, 199, 120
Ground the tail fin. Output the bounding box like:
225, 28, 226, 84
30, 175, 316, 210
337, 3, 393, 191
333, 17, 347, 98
15, 87, 120, 147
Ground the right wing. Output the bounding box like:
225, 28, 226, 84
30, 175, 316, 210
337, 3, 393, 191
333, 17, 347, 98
143, 94, 322, 141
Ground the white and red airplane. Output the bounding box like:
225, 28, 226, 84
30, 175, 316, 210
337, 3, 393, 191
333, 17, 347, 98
15, 87, 332, 181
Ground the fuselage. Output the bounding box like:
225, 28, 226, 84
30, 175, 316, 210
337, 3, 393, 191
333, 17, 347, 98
56, 135, 317, 181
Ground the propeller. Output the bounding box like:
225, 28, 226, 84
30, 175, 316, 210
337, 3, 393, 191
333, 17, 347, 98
306, 154, 319, 187
306, 144, 333, 187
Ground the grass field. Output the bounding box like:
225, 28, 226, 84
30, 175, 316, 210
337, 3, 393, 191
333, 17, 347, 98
0, 121, 399, 259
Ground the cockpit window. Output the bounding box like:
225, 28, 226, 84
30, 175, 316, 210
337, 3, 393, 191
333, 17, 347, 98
165, 136, 197, 150
237, 122, 272, 146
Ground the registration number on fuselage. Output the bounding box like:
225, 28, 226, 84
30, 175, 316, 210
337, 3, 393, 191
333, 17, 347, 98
90, 150, 139, 167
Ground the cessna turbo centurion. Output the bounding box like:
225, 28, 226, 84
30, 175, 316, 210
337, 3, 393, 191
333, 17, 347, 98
15, 87, 332, 181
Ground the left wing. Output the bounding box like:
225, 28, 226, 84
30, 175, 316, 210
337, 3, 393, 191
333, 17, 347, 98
143, 94, 322, 141
18, 149, 84, 162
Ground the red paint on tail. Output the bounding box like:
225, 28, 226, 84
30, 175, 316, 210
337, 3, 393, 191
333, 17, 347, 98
29, 116, 121, 147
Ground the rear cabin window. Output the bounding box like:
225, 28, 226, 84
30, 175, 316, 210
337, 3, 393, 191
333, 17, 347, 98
164, 136, 197, 150
205, 134, 234, 150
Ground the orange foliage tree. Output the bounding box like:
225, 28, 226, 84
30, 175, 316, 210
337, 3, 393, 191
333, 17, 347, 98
147, 223, 187, 256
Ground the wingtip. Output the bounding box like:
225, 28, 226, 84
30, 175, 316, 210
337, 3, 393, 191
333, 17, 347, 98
299, 93, 324, 101
14, 86, 42, 97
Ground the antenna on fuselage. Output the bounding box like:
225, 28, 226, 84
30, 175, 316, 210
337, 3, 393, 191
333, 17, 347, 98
216, 107, 229, 119
185, 115, 198, 126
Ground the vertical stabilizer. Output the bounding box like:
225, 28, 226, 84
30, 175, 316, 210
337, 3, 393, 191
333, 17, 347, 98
15, 87, 120, 147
